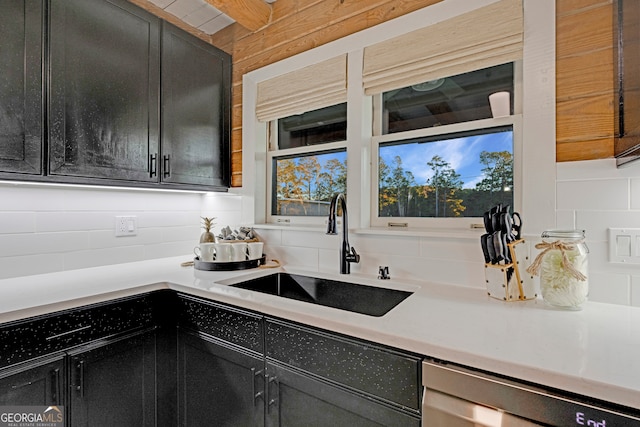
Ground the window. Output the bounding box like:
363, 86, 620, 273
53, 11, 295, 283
371, 63, 520, 228
378, 127, 513, 219
268, 103, 348, 221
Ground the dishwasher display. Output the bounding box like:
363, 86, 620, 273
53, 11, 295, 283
422, 360, 640, 426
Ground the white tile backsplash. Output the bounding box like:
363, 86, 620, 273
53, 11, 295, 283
249, 159, 640, 307
2, 159, 640, 307
0, 183, 205, 279
557, 179, 629, 211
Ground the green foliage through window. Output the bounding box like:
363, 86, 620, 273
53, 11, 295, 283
272, 150, 347, 216
378, 128, 513, 218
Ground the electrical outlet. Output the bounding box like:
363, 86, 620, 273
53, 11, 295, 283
115, 216, 137, 237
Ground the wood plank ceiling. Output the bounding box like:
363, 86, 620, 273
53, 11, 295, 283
146, 0, 275, 34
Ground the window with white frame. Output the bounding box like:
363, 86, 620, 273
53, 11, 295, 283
247, 0, 557, 232
267, 103, 348, 220
370, 62, 521, 228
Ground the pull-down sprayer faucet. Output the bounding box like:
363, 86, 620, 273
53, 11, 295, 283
326, 193, 360, 274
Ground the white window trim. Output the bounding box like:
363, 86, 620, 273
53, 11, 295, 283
370, 115, 522, 230
265, 128, 348, 225
241, 0, 555, 237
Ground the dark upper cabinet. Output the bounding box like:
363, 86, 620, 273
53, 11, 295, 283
615, 0, 640, 166
0, 0, 43, 176
44, 0, 230, 189
161, 22, 231, 189
48, 0, 160, 183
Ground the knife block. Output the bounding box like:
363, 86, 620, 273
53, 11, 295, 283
484, 239, 537, 301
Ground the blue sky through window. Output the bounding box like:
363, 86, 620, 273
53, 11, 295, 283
379, 131, 513, 189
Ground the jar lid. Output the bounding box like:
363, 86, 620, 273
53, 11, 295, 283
541, 229, 585, 239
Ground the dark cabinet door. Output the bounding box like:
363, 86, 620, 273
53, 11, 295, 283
177, 331, 264, 427
0, 357, 64, 407
48, 0, 160, 183
68, 332, 156, 427
0, 0, 43, 176
161, 21, 230, 189
265, 362, 420, 427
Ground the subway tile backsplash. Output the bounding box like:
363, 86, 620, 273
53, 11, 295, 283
253, 160, 640, 307
0, 183, 203, 280
1, 159, 640, 307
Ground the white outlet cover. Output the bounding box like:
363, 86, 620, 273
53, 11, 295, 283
115, 216, 137, 237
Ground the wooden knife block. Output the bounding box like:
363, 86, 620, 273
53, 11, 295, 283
484, 239, 537, 301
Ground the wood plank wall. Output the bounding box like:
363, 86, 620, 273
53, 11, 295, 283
132, 0, 618, 186
556, 0, 615, 162
211, 0, 444, 187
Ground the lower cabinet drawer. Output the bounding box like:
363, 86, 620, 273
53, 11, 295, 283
265, 319, 422, 412
0, 294, 155, 369
177, 294, 264, 354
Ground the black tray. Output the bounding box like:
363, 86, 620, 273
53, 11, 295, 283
194, 255, 266, 271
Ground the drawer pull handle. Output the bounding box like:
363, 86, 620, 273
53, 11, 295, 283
46, 325, 91, 341
267, 375, 278, 413
251, 368, 264, 406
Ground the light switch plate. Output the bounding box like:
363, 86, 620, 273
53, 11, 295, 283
608, 228, 640, 263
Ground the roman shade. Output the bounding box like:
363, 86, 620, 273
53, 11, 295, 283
256, 54, 347, 122
362, 0, 523, 95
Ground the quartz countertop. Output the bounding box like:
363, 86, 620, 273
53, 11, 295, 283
0, 256, 638, 410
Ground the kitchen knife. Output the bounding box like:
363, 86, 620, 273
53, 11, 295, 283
480, 234, 491, 263
483, 211, 493, 233
491, 231, 504, 264
501, 230, 511, 263
512, 212, 523, 240
486, 233, 497, 264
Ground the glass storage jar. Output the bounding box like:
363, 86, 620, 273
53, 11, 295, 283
528, 230, 589, 310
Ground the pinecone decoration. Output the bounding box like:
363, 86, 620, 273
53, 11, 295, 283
200, 217, 216, 243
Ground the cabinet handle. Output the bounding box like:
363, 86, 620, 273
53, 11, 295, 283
45, 325, 91, 341
251, 368, 264, 406
266, 375, 278, 414
76, 360, 85, 399
163, 154, 170, 178
51, 368, 61, 405
150, 154, 157, 177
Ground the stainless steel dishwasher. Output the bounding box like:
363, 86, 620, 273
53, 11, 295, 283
422, 359, 640, 426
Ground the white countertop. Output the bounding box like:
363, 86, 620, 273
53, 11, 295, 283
0, 256, 638, 410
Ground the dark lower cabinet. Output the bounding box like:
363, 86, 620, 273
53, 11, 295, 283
0, 292, 423, 426
68, 332, 157, 427
176, 294, 421, 427
0, 356, 64, 406
265, 362, 420, 427
177, 331, 264, 426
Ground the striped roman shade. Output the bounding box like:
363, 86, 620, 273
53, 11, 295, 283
362, 0, 523, 95
256, 54, 348, 122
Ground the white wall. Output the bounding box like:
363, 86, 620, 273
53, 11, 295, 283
246, 160, 640, 308
0, 161, 638, 308
556, 159, 640, 307
0, 183, 203, 279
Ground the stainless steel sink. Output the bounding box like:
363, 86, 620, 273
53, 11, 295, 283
229, 273, 412, 316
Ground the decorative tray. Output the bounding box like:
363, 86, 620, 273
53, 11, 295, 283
194, 255, 266, 271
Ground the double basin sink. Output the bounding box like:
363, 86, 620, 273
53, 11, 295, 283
229, 272, 412, 317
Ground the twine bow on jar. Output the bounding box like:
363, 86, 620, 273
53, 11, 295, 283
526, 240, 587, 281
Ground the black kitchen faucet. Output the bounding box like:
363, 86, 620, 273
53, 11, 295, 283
326, 193, 360, 274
